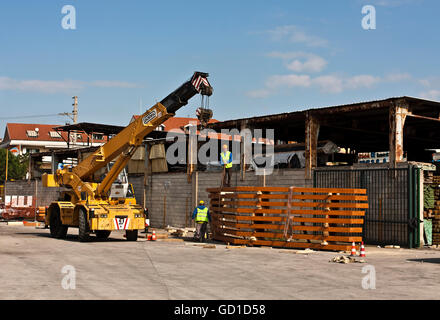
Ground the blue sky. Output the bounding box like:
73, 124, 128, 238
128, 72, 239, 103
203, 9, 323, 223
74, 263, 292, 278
1, 0, 439, 135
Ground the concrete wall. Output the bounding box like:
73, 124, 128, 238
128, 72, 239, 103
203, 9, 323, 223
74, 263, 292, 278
129, 174, 145, 208
145, 169, 312, 228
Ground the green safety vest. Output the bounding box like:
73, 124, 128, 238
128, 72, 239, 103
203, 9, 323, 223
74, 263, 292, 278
196, 207, 209, 223
221, 151, 232, 168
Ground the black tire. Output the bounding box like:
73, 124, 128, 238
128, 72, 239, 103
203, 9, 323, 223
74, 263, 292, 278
49, 207, 68, 239
96, 230, 111, 239
78, 208, 90, 242
126, 230, 138, 241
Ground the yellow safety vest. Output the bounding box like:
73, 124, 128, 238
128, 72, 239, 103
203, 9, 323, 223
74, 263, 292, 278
221, 151, 232, 168
196, 207, 209, 223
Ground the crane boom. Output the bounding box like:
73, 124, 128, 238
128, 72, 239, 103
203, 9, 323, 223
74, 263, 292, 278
43, 72, 212, 242
47, 72, 212, 201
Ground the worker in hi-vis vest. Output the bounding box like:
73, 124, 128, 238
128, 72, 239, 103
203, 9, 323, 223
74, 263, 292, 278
192, 200, 211, 242
220, 144, 233, 187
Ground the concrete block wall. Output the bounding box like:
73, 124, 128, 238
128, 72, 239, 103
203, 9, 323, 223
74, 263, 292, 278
5, 180, 63, 207
145, 172, 193, 228
4, 169, 312, 229
128, 174, 146, 208
5, 175, 146, 209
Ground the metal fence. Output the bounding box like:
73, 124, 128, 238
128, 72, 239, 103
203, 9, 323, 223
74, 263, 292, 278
314, 168, 420, 248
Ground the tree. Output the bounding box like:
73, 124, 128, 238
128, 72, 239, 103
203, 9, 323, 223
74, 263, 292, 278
0, 149, 29, 181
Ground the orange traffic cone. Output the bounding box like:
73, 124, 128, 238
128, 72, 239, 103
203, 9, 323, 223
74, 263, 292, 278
360, 242, 366, 257
147, 234, 152, 241
152, 230, 157, 241
351, 242, 357, 256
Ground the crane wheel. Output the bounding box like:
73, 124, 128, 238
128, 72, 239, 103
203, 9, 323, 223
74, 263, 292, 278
78, 208, 91, 242
49, 206, 68, 239
125, 230, 138, 241
96, 230, 111, 239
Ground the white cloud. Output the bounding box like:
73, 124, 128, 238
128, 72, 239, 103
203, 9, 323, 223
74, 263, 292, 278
311, 74, 380, 93
359, 0, 420, 7
266, 74, 311, 89
288, 56, 327, 73
418, 77, 440, 100
268, 51, 328, 73
419, 77, 440, 88
247, 49, 416, 99
267, 25, 328, 47
245, 89, 272, 99
247, 73, 393, 98
313, 75, 344, 93
346, 75, 381, 89
90, 80, 140, 88
384, 73, 412, 82
0, 76, 140, 94
420, 90, 440, 101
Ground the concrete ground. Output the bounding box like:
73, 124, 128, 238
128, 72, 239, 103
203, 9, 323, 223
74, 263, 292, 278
1, 222, 440, 300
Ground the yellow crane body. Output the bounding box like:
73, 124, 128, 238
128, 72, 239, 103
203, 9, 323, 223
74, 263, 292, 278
42, 72, 213, 241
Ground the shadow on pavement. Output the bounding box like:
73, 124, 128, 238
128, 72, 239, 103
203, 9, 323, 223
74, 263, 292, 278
407, 258, 440, 264
15, 232, 126, 242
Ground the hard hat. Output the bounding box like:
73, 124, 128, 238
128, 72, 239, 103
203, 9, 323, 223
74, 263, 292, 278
199, 200, 205, 205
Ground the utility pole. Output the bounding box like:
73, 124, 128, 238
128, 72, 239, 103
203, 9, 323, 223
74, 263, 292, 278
71, 96, 78, 145
72, 96, 78, 124
5, 150, 8, 182
4, 150, 8, 202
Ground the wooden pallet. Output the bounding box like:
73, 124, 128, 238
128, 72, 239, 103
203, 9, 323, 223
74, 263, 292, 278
207, 186, 368, 251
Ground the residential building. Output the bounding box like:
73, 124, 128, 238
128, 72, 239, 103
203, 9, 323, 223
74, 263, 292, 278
0, 123, 107, 156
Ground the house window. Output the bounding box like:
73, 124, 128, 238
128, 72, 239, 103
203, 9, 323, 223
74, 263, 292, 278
26, 130, 38, 138
49, 131, 62, 139
69, 133, 83, 141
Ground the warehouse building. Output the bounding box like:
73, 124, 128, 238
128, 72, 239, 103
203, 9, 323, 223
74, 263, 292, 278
4, 96, 440, 248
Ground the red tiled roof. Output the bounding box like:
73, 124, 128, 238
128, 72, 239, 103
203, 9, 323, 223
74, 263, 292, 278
3, 123, 98, 143
132, 116, 219, 131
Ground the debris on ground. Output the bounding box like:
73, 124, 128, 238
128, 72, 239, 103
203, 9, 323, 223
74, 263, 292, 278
203, 244, 216, 249
226, 245, 246, 249
296, 248, 315, 254
7, 221, 23, 226
187, 243, 212, 247
385, 245, 401, 249
330, 256, 366, 264
166, 226, 196, 238
159, 238, 184, 242
23, 221, 44, 227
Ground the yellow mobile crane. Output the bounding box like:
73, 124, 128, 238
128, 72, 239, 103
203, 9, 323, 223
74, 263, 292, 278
43, 72, 213, 241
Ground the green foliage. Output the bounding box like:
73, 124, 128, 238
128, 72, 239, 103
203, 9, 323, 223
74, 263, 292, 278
0, 149, 29, 181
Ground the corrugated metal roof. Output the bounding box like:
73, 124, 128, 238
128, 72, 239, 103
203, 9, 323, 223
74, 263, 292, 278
208, 96, 440, 129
